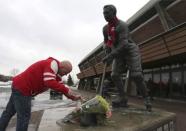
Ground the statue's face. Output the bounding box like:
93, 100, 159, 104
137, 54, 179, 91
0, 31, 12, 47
103, 7, 115, 22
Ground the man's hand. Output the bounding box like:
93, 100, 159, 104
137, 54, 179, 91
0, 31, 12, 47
102, 54, 114, 64
66, 89, 82, 101
73, 95, 82, 101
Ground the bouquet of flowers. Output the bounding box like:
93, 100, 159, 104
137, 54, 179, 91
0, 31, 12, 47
63, 95, 112, 126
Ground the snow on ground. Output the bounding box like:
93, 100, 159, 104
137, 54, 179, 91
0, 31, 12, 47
0, 81, 12, 88
0, 91, 11, 114
0, 91, 76, 113
32, 92, 76, 112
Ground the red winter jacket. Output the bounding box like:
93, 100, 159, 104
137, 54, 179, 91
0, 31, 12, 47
12, 57, 69, 96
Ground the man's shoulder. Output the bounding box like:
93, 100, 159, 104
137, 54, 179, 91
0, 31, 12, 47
47, 57, 59, 62
118, 19, 127, 27
103, 24, 108, 29
42, 58, 59, 74
116, 19, 129, 32
46, 57, 60, 65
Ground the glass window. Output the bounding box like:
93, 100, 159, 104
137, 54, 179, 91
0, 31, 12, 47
184, 70, 186, 96
144, 73, 152, 82
143, 69, 152, 73
172, 71, 181, 85
184, 71, 186, 84
161, 66, 169, 70
153, 73, 160, 83
171, 64, 181, 69
162, 72, 169, 84
171, 71, 182, 97
153, 68, 160, 71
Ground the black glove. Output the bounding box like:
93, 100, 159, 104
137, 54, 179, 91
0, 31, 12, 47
102, 53, 114, 64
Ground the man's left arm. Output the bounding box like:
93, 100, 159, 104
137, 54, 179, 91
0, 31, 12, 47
43, 60, 81, 101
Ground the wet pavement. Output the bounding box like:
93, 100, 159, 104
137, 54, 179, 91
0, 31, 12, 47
6, 110, 44, 131
38, 107, 75, 131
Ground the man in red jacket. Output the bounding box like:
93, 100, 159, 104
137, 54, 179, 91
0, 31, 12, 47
0, 57, 82, 131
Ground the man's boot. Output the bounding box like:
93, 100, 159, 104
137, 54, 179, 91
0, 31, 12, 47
112, 95, 128, 108
144, 96, 152, 112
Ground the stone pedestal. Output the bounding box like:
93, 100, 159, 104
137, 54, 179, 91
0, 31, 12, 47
56, 103, 176, 131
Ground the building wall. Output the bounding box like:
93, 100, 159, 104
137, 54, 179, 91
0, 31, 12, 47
131, 16, 164, 43
168, 0, 186, 25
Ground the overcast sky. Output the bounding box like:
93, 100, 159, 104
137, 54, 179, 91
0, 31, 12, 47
0, 0, 149, 80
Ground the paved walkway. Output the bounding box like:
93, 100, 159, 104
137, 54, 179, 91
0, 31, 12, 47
38, 107, 75, 131
6, 101, 77, 131
6, 111, 43, 131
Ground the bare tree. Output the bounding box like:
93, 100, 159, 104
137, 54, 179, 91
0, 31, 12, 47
10, 68, 19, 76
